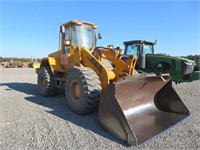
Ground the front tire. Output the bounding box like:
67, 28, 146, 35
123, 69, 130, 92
65, 67, 102, 115
37, 66, 56, 96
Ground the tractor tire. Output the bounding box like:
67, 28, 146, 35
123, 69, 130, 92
65, 67, 102, 115
37, 66, 56, 97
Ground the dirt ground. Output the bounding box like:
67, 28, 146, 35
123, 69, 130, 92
0, 68, 200, 150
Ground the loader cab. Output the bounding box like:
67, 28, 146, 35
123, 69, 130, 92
60, 20, 98, 53
124, 40, 155, 69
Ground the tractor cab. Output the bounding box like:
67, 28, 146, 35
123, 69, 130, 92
124, 40, 155, 56
47, 20, 101, 70
59, 20, 100, 53
123, 40, 156, 69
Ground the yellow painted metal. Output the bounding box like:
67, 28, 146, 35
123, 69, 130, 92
80, 47, 137, 91
73, 46, 81, 66
48, 57, 62, 72
47, 50, 66, 72
33, 62, 40, 68
107, 71, 116, 80
126, 55, 137, 75
62, 20, 97, 29
93, 48, 137, 82
81, 48, 110, 91
39, 20, 137, 92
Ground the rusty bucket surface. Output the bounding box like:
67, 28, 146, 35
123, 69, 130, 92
99, 74, 190, 145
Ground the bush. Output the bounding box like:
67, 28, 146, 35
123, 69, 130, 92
29, 62, 34, 68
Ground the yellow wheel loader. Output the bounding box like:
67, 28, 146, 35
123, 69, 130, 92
37, 20, 190, 145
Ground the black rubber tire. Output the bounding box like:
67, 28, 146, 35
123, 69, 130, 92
65, 67, 102, 115
37, 66, 56, 97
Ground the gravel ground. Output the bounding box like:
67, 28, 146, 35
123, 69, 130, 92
0, 68, 200, 150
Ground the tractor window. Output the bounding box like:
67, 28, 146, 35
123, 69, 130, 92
125, 44, 140, 56
71, 24, 96, 49
65, 26, 70, 40
143, 44, 153, 54
64, 26, 70, 53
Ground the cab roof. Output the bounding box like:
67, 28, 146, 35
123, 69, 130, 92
61, 20, 97, 29
123, 40, 156, 45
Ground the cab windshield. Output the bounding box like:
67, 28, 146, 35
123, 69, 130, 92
72, 24, 96, 50
125, 44, 153, 56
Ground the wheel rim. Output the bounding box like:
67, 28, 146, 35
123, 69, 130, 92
70, 80, 81, 101
39, 76, 46, 89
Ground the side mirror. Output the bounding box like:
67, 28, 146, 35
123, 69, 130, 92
116, 46, 121, 51
98, 33, 102, 39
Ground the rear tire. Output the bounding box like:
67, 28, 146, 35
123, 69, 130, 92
37, 66, 56, 96
65, 67, 102, 115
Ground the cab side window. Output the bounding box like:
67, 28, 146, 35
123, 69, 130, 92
64, 26, 70, 54
143, 45, 153, 54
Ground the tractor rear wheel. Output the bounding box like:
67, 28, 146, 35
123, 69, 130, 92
65, 67, 102, 115
37, 66, 56, 96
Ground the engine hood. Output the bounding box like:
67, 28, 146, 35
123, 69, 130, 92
147, 54, 196, 64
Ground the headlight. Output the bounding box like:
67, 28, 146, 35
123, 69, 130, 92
182, 61, 194, 75
76, 21, 82, 25
184, 62, 193, 66
107, 45, 114, 49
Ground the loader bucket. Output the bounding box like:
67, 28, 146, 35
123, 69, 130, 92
99, 74, 190, 145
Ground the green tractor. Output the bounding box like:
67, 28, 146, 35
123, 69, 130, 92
123, 40, 200, 83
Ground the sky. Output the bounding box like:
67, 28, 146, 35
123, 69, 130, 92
1, 0, 200, 58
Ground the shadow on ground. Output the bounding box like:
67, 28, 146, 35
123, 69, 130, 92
1, 82, 128, 146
